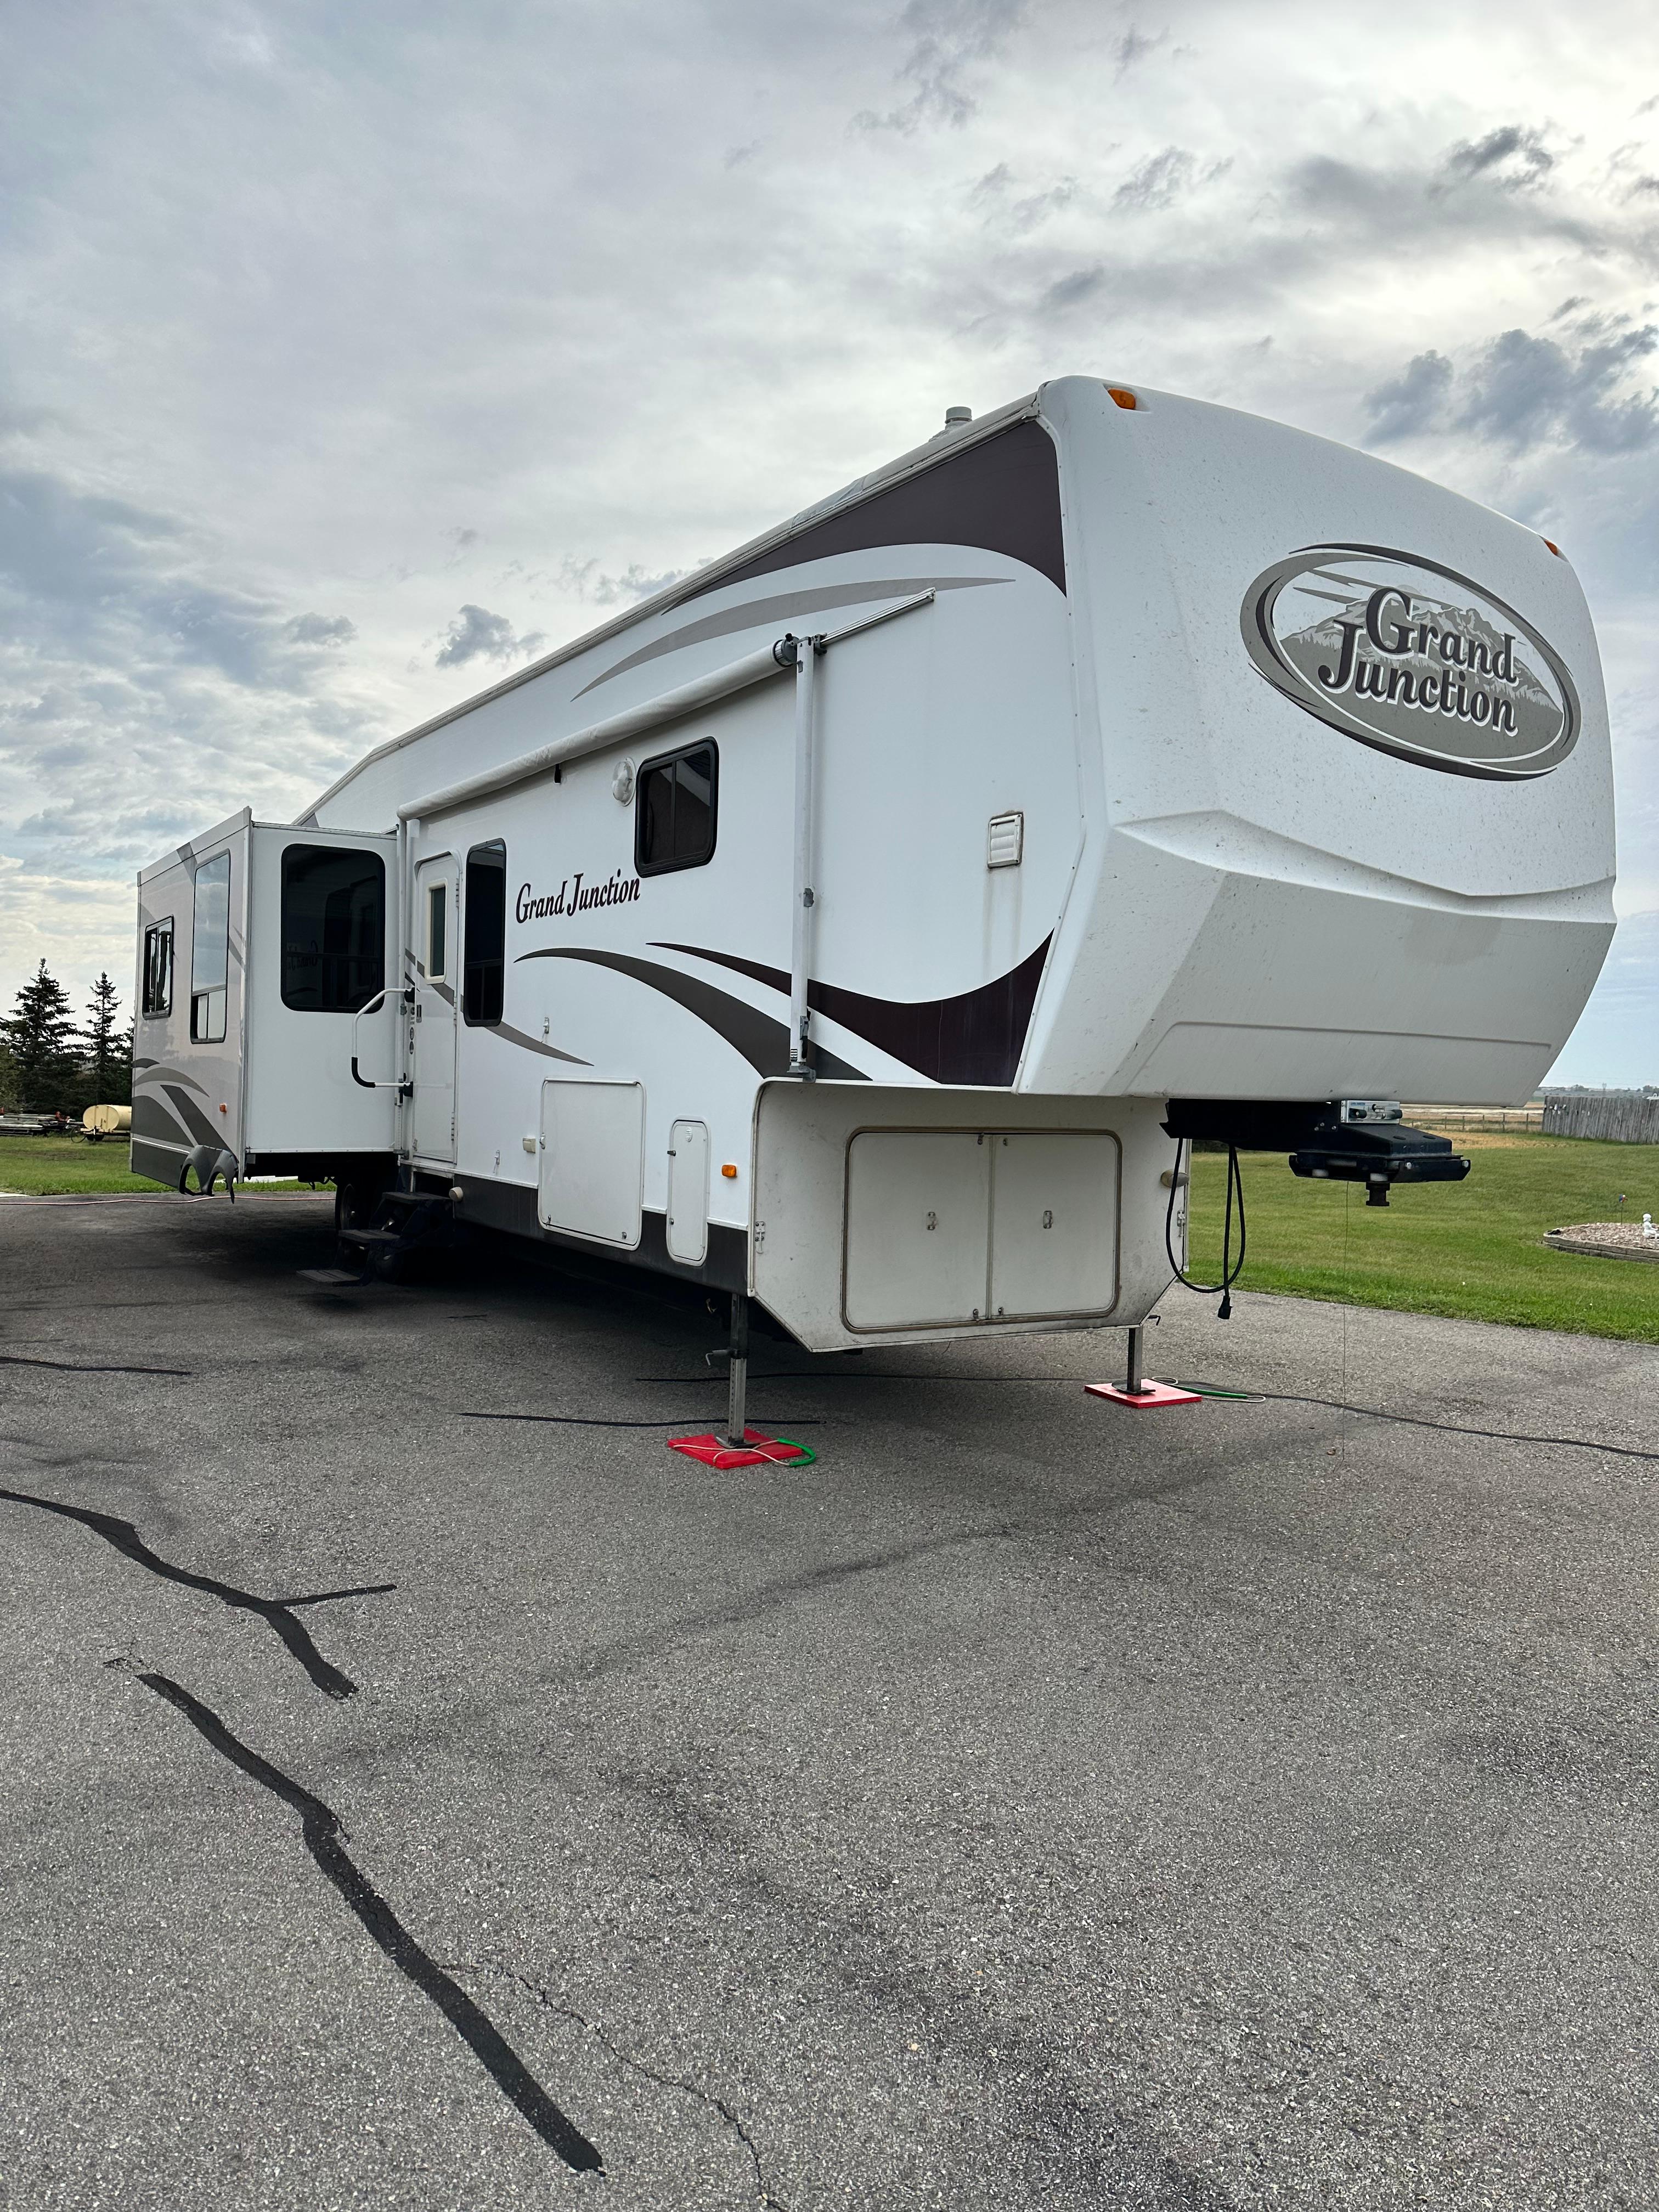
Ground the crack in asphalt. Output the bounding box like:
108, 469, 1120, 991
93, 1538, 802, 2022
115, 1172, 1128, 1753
0, 1352, 190, 1375
118, 1666, 605, 2176
0, 1483, 381, 1700
468, 1958, 784, 2207
265, 1581, 399, 1610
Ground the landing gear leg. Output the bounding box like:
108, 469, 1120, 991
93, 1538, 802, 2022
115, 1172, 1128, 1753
726, 1293, 749, 1447
1084, 1323, 1203, 1410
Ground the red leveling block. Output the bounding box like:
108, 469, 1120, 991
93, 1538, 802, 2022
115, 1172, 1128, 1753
667, 1430, 816, 1470
1086, 1327, 1201, 1409
674, 1300, 817, 1468
1085, 1379, 1201, 1409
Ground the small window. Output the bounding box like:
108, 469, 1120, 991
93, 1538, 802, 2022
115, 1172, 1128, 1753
464, 841, 506, 1025
635, 741, 718, 876
281, 844, 386, 1013
426, 883, 448, 980
142, 919, 174, 1018
190, 851, 230, 1043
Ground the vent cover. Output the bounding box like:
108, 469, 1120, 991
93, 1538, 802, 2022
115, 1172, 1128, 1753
987, 811, 1024, 869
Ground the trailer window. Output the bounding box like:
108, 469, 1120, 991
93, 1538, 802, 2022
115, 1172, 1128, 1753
142, 919, 173, 1018
464, 840, 506, 1025
426, 884, 448, 980
635, 741, 718, 876
189, 852, 230, 1043
281, 845, 386, 1013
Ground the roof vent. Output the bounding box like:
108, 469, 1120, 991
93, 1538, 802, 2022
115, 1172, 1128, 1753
944, 405, 972, 427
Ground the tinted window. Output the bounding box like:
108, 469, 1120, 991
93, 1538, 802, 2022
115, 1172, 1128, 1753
142, 920, 173, 1018
281, 845, 386, 1013
635, 742, 718, 876
464, 841, 506, 1025
426, 882, 447, 979
190, 852, 230, 1042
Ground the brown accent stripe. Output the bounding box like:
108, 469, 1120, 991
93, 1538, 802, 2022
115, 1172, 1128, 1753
514, 948, 867, 1081
654, 937, 1053, 1087
684, 421, 1066, 601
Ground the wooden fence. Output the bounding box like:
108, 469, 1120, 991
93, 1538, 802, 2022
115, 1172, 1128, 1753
1541, 1093, 1659, 1144
1404, 1105, 1543, 1133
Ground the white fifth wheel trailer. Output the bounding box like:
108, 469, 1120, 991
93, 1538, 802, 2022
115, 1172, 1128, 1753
132, 375, 1615, 1419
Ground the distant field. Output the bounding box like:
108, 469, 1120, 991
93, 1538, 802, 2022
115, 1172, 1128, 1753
1188, 1131, 1659, 1343
0, 1136, 306, 1198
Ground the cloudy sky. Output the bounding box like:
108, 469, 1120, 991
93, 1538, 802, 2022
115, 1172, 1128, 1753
3, 0, 1657, 1081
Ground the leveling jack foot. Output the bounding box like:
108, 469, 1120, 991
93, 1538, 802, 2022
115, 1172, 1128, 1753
667, 1430, 816, 1470
1086, 1325, 1202, 1409
1086, 1379, 1203, 1409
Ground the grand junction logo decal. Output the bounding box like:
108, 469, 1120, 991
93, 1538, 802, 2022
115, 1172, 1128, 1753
1241, 543, 1580, 780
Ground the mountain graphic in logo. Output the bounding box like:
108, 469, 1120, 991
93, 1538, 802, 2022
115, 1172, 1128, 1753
1240, 544, 1579, 779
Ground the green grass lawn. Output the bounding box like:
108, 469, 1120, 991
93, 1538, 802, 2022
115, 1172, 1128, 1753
1188, 1133, 1659, 1342
0, 1135, 306, 1199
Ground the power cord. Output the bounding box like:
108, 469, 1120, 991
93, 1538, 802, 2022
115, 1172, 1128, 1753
1165, 1138, 1247, 1318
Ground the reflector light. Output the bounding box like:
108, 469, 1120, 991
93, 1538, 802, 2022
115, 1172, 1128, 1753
1543, 538, 1563, 557
721, 1163, 738, 1178
1107, 387, 1138, 410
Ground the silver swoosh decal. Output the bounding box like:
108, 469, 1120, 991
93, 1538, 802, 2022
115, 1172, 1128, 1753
574, 574, 1007, 697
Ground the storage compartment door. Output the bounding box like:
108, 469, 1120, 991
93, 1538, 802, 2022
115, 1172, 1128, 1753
989, 1131, 1119, 1319
539, 1079, 644, 1248
666, 1119, 709, 1265
844, 1131, 991, 1330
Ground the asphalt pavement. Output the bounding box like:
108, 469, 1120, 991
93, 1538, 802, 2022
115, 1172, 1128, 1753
2, 1191, 1656, 2211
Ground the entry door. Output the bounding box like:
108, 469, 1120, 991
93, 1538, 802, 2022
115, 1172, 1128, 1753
412, 855, 459, 1164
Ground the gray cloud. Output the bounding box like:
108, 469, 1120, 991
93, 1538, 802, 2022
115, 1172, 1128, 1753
557, 558, 692, 606
1363, 350, 1454, 443
853, 0, 1027, 133
1366, 323, 1659, 455
1039, 266, 1107, 313
0, 455, 376, 910
1114, 26, 1167, 77
1113, 147, 1195, 212
1462, 324, 1659, 452
284, 612, 356, 646
1438, 124, 1554, 192
434, 603, 548, 669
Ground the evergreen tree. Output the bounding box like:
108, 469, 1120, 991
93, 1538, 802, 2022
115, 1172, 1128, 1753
3, 961, 82, 1108
83, 972, 129, 1103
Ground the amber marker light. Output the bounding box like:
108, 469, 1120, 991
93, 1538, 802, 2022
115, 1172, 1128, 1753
1542, 538, 1564, 557
1107, 386, 1138, 410
721, 1163, 738, 1178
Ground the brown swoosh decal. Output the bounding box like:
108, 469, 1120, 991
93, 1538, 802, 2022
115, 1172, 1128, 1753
165, 1084, 228, 1149
132, 1092, 191, 1146
514, 949, 866, 1081
684, 420, 1065, 602
652, 938, 1053, 1087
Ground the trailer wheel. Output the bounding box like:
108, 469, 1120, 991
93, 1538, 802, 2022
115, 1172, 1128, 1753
334, 1180, 373, 1240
